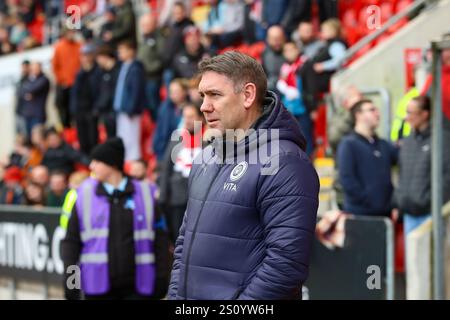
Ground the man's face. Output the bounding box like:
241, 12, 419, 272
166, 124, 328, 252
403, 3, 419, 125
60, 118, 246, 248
31, 166, 49, 187
89, 160, 114, 182
357, 102, 380, 130
267, 27, 285, 52
169, 82, 187, 105
185, 33, 201, 54
46, 133, 62, 149
21, 63, 30, 76
298, 23, 314, 43
30, 62, 41, 76
199, 71, 246, 134
129, 162, 147, 180
172, 5, 186, 23
80, 53, 95, 68
140, 15, 156, 35
118, 45, 134, 61
283, 43, 299, 63
442, 49, 450, 66
50, 174, 67, 195
321, 25, 337, 40
406, 100, 429, 130
344, 87, 363, 110
183, 106, 203, 134
96, 55, 107, 68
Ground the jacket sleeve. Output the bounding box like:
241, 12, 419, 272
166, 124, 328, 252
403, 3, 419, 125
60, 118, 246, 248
60, 205, 82, 300
158, 140, 176, 207
111, 6, 135, 42
24, 76, 50, 95
123, 64, 145, 115
167, 208, 187, 299
52, 48, 64, 85
65, 144, 90, 166
69, 72, 81, 116
238, 153, 319, 299
337, 139, 371, 207
152, 201, 172, 299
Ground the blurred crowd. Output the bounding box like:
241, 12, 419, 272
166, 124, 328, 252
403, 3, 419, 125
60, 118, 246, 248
0, 0, 347, 242
0, 0, 449, 245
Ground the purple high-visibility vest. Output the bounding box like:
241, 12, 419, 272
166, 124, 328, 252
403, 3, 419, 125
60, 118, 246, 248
75, 178, 156, 295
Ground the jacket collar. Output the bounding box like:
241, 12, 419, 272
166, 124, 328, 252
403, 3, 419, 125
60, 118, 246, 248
95, 176, 135, 198
413, 124, 431, 140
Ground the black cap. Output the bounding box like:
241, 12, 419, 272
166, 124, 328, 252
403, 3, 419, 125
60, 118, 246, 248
90, 137, 125, 171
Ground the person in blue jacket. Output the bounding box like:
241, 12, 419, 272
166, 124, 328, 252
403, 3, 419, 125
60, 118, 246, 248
168, 51, 320, 300
113, 39, 146, 161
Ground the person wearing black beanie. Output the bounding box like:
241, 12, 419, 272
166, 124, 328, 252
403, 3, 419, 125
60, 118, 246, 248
90, 137, 125, 172
61, 137, 171, 300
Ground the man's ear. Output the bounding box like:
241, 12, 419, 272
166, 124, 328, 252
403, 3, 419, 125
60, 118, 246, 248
242, 83, 257, 109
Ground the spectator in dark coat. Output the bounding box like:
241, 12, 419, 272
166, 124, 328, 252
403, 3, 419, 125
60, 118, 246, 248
41, 128, 90, 175
98, 6, 116, 45
300, 19, 347, 114
161, 1, 194, 87
394, 96, 450, 234
94, 45, 121, 139
158, 103, 204, 243
102, 0, 136, 48
168, 52, 319, 300
202, 0, 245, 50
15, 60, 30, 135
337, 100, 398, 217
172, 26, 209, 80
46, 170, 69, 207
70, 44, 100, 155
19, 62, 50, 139
291, 21, 324, 60
137, 13, 165, 120
152, 79, 187, 161
262, 25, 286, 93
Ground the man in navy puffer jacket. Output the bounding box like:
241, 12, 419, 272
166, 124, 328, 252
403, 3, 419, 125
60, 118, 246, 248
168, 52, 319, 300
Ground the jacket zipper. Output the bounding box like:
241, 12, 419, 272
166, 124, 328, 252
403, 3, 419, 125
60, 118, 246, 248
183, 164, 223, 299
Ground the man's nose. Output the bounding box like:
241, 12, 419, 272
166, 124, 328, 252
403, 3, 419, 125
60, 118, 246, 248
200, 98, 212, 113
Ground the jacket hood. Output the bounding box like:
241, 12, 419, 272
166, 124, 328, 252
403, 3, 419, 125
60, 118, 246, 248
252, 90, 307, 151
211, 91, 306, 161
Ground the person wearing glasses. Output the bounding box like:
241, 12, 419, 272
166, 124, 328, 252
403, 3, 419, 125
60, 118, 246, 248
337, 99, 398, 217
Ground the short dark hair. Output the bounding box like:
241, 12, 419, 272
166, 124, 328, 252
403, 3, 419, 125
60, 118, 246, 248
412, 95, 431, 112
118, 39, 137, 51
197, 51, 267, 107
96, 45, 116, 58
350, 99, 373, 124
174, 1, 186, 10
183, 102, 203, 117
44, 127, 59, 139
50, 169, 67, 179
135, 159, 148, 168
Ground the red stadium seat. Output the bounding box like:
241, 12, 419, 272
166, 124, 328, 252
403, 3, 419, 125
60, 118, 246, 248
395, 0, 414, 13
380, 2, 394, 23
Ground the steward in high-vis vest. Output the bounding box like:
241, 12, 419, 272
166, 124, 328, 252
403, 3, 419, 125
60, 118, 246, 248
390, 87, 419, 142
60, 188, 78, 230
61, 137, 170, 300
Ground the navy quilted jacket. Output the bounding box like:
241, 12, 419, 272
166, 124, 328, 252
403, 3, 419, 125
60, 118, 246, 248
168, 91, 320, 300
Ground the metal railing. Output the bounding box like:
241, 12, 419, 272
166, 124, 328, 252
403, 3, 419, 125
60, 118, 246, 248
326, 87, 392, 140
337, 0, 435, 69
430, 38, 450, 300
